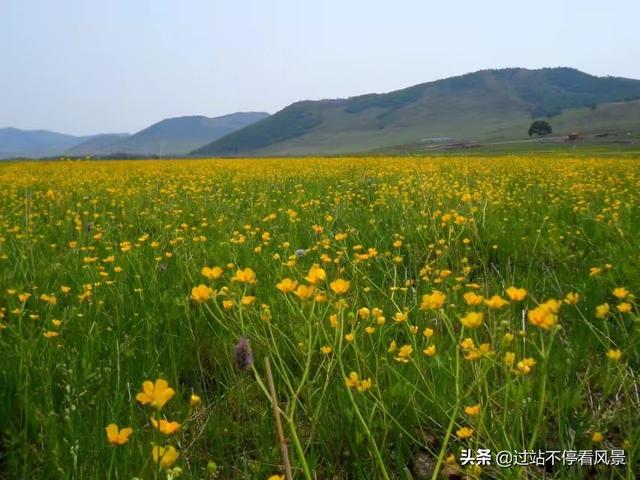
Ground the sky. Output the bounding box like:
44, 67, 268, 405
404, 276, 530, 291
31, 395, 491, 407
1, 0, 639, 136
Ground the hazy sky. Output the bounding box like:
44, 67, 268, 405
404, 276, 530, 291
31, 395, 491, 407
1, 0, 639, 135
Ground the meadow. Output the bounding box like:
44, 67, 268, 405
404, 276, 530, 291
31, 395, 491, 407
0, 157, 638, 479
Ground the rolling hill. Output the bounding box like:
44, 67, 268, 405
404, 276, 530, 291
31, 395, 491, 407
0, 112, 269, 159
0, 128, 96, 159
64, 133, 131, 157
75, 112, 270, 157
192, 67, 640, 157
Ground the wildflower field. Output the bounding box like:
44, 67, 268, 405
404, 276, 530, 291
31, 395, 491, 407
0, 157, 638, 479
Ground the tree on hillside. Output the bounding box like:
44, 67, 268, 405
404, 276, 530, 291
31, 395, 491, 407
528, 120, 552, 137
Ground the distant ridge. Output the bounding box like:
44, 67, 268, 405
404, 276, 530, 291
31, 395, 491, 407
192, 67, 640, 157
0, 112, 269, 159
65, 133, 130, 157
0, 128, 96, 159
81, 112, 269, 157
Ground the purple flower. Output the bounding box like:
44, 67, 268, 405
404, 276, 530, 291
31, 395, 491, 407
234, 337, 253, 371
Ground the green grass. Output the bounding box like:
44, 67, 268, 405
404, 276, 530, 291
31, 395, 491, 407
0, 156, 639, 479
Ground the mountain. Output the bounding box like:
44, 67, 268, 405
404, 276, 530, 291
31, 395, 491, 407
0, 112, 270, 159
192, 67, 640, 157
81, 112, 270, 157
0, 128, 94, 159
64, 133, 130, 157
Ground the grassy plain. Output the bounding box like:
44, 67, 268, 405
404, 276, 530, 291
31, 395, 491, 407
0, 157, 638, 479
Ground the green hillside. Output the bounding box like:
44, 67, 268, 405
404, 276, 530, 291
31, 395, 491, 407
80, 112, 269, 157
192, 68, 640, 157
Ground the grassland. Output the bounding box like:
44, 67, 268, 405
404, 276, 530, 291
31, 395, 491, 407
0, 157, 639, 479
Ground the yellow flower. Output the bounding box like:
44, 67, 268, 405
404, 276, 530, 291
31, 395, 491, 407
314, 292, 327, 303
592, 432, 604, 443
320, 345, 332, 354
232, 267, 256, 284
423, 345, 436, 357
527, 303, 558, 330
463, 292, 484, 306
345, 371, 359, 388
564, 292, 580, 305
388, 340, 397, 353
18, 293, 31, 303
606, 349, 622, 361
365, 326, 375, 335
294, 284, 315, 300
505, 286, 527, 302
464, 404, 481, 416
189, 394, 201, 407
503, 351, 516, 366
330, 278, 351, 294
612, 287, 629, 299
357, 377, 373, 392
43, 331, 59, 338
460, 337, 475, 350
515, 357, 536, 375
484, 295, 509, 309
150, 417, 181, 435
305, 264, 326, 284
241, 295, 256, 305
393, 344, 413, 363
223, 299, 234, 310
393, 311, 407, 323
358, 307, 370, 319
589, 267, 602, 276
459, 312, 484, 328
268, 476, 285, 480
201, 266, 223, 280
542, 299, 561, 313
617, 302, 632, 313
152, 444, 180, 468
136, 379, 175, 410
595, 303, 610, 318
456, 427, 474, 439
105, 424, 133, 445
191, 284, 214, 304
344, 332, 355, 343
422, 327, 434, 338
276, 277, 298, 293
420, 291, 446, 310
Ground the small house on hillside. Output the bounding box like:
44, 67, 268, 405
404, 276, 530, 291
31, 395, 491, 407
567, 132, 581, 141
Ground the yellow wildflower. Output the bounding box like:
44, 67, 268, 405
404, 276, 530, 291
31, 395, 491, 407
201, 266, 223, 280
330, 278, 350, 294
460, 312, 484, 328
505, 286, 527, 301
105, 424, 133, 445
232, 267, 256, 284
191, 284, 214, 304
420, 291, 446, 310
136, 379, 175, 410
150, 417, 181, 436
152, 444, 180, 468
484, 295, 509, 309
463, 292, 484, 306
606, 349, 622, 361
305, 264, 326, 284
464, 404, 481, 416
276, 278, 298, 293
595, 303, 610, 318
